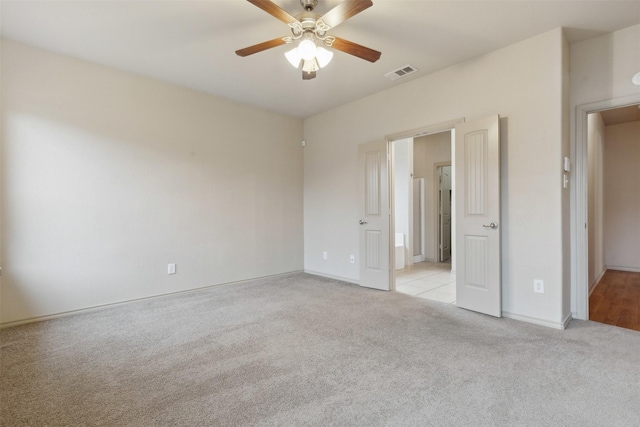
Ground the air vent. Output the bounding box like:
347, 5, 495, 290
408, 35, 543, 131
384, 64, 419, 81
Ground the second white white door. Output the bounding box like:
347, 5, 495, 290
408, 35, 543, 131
455, 115, 502, 317
358, 140, 390, 291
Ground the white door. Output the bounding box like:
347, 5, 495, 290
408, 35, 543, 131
455, 115, 501, 317
359, 141, 390, 291
413, 178, 424, 262
439, 165, 452, 262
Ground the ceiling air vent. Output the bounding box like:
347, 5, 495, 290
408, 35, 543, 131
385, 64, 418, 81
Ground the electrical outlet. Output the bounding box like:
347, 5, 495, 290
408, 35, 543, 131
168, 263, 176, 275
322, 251, 328, 260
350, 255, 355, 264
533, 279, 544, 293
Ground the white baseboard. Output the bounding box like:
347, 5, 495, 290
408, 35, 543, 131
413, 255, 425, 263
605, 265, 640, 273
0, 270, 304, 329
304, 270, 359, 285
562, 313, 573, 329
589, 268, 607, 296
502, 311, 570, 330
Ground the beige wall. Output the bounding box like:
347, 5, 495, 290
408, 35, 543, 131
1, 40, 304, 325
603, 121, 640, 270
413, 132, 451, 262
587, 113, 605, 290
570, 24, 640, 109
393, 138, 411, 266
304, 29, 568, 328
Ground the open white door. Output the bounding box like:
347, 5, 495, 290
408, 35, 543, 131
439, 165, 452, 262
455, 115, 501, 317
358, 140, 390, 291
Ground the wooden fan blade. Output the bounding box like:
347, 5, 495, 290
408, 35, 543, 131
332, 37, 381, 62
236, 37, 287, 57
247, 0, 298, 24
318, 0, 373, 29
302, 70, 316, 80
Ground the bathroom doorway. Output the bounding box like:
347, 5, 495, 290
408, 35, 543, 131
392, 128, 457, 304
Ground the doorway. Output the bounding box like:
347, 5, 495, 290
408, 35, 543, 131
573, 94, 640, 321
585, 104, 640, 330
391, 128, 457, 304
366, 115, 501, 317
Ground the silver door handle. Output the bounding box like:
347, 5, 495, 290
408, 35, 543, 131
359, 220, 368, 225
483, 222, 498, 229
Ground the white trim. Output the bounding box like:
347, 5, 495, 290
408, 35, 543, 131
413, 177, 426, 264
589, 268, 607, 296
502, 311, 571, 330
385, 118, 464, 142
605, 265, 640, 273
304, 270, 360, 286
0, 271, 304, 329
562, 313, 573, 330
571, 93, 640, 321
407, 140, 415, 267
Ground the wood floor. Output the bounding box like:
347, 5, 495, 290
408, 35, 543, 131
589, 270, 640, 331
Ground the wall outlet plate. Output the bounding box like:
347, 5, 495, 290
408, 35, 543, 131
322, 251, 328, 260
168, 263, 176, 275
533, 279, 544, 293
350, 255, 355, 264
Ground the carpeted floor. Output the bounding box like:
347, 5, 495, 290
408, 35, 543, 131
1, 272, 639, 426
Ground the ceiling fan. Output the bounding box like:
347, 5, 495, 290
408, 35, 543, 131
235, 0, 381, 80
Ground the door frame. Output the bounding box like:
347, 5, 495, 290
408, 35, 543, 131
387, 118, 464, 290
412, 177, 426, 263
572, 93, 640, 320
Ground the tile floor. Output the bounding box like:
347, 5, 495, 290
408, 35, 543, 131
395, 261, 456, 304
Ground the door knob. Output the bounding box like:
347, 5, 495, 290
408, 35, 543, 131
483, 222, 498, 229
359, 220, 368, 225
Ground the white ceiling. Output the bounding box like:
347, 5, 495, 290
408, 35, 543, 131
2, 1, 639, 118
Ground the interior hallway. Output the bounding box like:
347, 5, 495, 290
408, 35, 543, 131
589, 270, 640, 331
395, 262, 456, 304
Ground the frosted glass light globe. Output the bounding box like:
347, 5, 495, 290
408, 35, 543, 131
298, 39, 317, 61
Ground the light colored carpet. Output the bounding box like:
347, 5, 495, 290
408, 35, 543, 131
1, 272, 639, 426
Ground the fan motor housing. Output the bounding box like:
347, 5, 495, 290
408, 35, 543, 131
300, 0, 318, 12
299, 14, 319, 29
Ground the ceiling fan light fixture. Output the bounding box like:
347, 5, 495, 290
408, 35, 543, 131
302, 58, 319, 73
316, 47, 333, 68
285, 48, 302, 68
236, 0, 381, 80
298, 39, 317, 61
